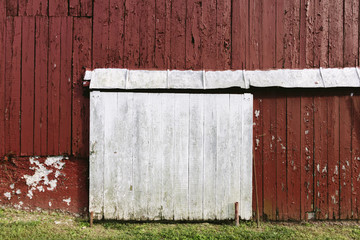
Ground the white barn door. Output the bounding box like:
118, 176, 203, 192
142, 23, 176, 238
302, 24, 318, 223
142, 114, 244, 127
90, 92, 253, 221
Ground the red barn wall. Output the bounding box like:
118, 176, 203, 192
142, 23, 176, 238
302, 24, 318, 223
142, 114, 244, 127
0, 0, 359, 220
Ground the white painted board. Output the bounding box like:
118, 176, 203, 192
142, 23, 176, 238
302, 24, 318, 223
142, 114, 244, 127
90, 92, 253, 220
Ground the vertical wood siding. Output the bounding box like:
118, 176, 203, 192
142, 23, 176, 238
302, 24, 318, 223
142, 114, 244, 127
1, 0, 360, 220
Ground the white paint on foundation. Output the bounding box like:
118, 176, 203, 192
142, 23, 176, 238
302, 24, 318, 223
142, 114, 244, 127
23, 156, 66, 199
4, 192, 11, 200
63, 198, 71, 206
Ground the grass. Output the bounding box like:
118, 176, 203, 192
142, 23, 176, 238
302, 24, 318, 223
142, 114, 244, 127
0, 208, 360, 239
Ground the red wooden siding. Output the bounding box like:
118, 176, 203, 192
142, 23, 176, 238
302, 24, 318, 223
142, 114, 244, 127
1, 0, 360, 220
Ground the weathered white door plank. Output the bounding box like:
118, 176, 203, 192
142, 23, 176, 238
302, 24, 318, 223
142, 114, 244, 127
241, 94, 253, 220
89, 91, 105, 220
173, 94, 189, 220
188, 94, 204, 220
160, 94, 175, 220
203, 94, 218, 220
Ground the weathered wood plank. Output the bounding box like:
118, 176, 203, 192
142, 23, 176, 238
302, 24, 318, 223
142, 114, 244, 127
253, 96, 263, 219
228, 94, 242, 219
21, 17, 35, 155
48, 17, 61, 155
69, 0, 93, 16
286, 96, 301, 220
154, 0, 171, 68
262, 0, 276, 69
276, 96, 287, 220
108, 0, 125, 68
202, 0, 217, 69
49, 0, 68, 16
313, 0, 328, 67
249, 0, 262, 69
123, 0, 140, 68
72, 17, 92, 157
216, 0, 231, 69
328, 0, 343, 67
59, 17, 73, 154
147, 94, 163, 220
173, 94, 189, 220
314, 96, 328, 219
203, 94, 217, 220
133, 93, 151, 220
34, 16, 48, 155
241, 94, 253, 220
5, 17, 21, 155
188, 94, 204, 220
352, 95, 360, 218
93, 0, 109, 68
160, 94, 175, 220
170, 0, 186, 69
89, 91, 105, 220
0, 1, 5, 156
185, 0, 202, 69
300, 96, 314, 220
139, 0, 155, 68
339, 96, 352, 219
344, 0, 359, 67
262, 95, 277, 220
19, 0, 47, 16
103, 92, 118, 219
231, 0, 248, 69
216, 94, 231, 219
327, 96, 340, 219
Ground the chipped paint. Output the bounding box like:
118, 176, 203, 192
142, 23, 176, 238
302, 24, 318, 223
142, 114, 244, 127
4, 192, 11, 200
63, 198, 71, 206
10, 184, 14, 189
255, 110, 260, 118
22, 156, 66, 199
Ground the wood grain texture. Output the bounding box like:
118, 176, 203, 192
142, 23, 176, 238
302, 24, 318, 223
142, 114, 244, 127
72, 17, 92, 157
185, 0, 202, 69
48, 17, 61, 155
300, 96, 314, 219
0, 1, 5, 156
108, 0, 125, 68
93, 0, 110, 68
216, 0, 231, 69
49, 0, 68, 16
327, 96, 340, 219
59, 17, 73, 154
5, 17, 21, 155
286, 96, 301, 220
124, 0, 140, 68
21, 17, 35, 155
19, 0, 47, 16
139, 0, 155, 68
154, 0, 171, 69
202, 0, 217, 69
170, 0, 186, 69
231, 0, 248, 69
344, 0, 359, 67
314, 96, 328, 219
328, 0, 343, 67
69, 0, 93, 16
339, 96, 352, 219
34, 16, 48, 155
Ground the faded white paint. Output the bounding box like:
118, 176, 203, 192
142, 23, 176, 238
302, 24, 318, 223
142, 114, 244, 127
90, 92, 253, 221
63, 198, 71, 206
86, 67, 360, 90
23, 156, 66, 199
4, 192, 11, 200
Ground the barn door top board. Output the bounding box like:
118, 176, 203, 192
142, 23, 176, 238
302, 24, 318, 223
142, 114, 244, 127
89, 89, 253, 221
85, 67, 360, 90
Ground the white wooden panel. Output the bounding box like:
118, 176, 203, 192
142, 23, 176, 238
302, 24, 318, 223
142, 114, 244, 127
89, 91, 105, 220
147, 94, 163, 220
228, 95, 243, 219
216, 94, 231, 219
173, 94, 189, 220
103, 93, 118, 219
203, 95, 217, 220
133, 93, 151, 220
188, 94, 204, 220
90, 92, 253, 221
241, 94, 253, 220
116, 92, 134, 220
160, 94, 175, 220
